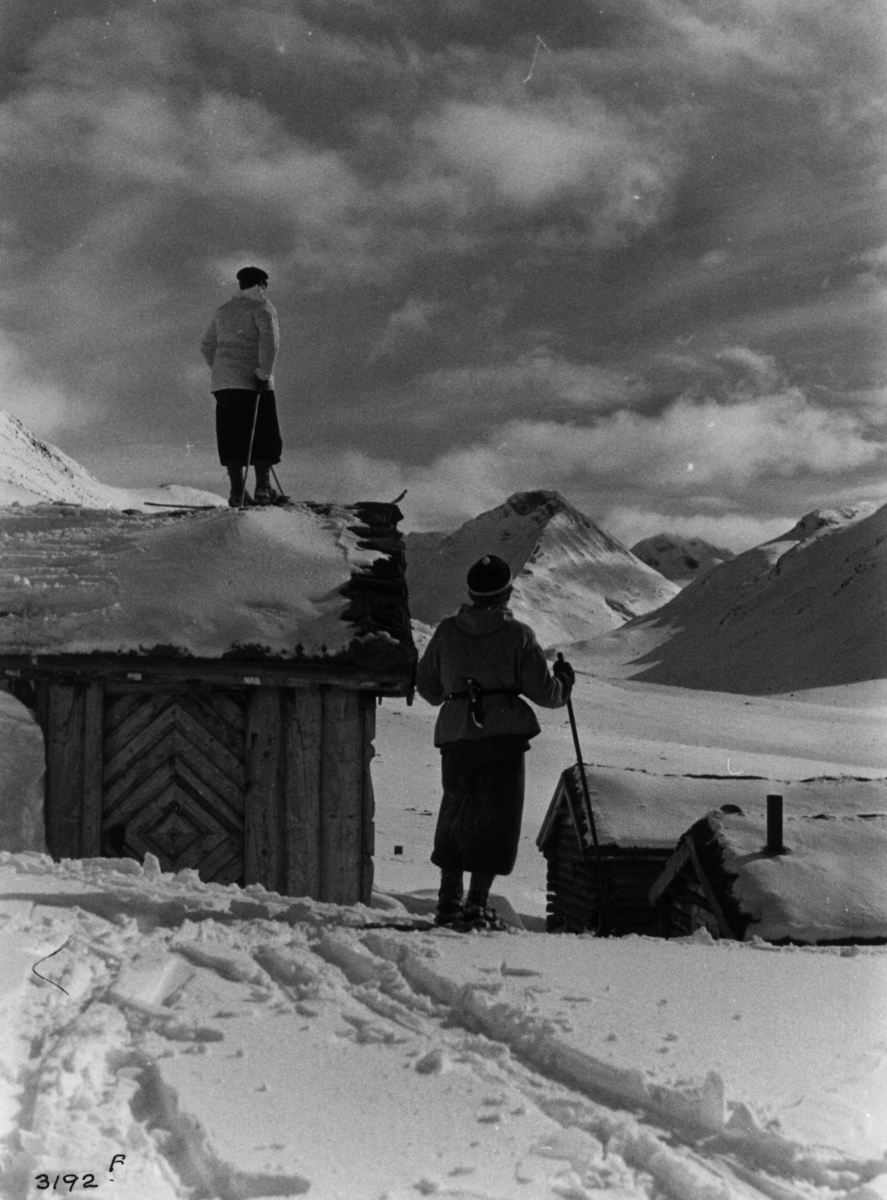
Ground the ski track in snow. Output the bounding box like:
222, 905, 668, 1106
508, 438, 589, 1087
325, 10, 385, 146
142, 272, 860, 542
1, 859, 885, 1200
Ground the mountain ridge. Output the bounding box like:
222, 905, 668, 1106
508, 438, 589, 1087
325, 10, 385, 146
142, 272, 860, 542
631, 533, 736, 585
406, 490, 679, 648
580, 502, 887, 693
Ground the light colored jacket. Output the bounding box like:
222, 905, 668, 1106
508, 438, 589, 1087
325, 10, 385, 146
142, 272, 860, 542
201, 293, 279, 392
416, 603, 570, 746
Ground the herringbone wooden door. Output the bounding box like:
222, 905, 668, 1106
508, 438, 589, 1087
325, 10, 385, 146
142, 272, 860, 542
101, 689, 247, 884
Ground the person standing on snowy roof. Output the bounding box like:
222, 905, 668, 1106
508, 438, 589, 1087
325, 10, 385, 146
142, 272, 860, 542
416, 554, 575, 931
201, 266, 283, 507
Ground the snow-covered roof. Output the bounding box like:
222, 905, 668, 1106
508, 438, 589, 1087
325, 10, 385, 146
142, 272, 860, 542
538, 765, 887, 851
0, 501, 414, 673
675, 808, 887, 944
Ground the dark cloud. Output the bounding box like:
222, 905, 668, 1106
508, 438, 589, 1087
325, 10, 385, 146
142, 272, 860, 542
0, 0, 885, 538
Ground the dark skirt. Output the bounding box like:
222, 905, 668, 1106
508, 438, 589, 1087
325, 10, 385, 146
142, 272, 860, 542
431, 735, 529, 876
214, 389, 282, 465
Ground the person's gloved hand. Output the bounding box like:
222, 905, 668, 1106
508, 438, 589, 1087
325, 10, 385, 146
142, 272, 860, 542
554, 657, 575, 686
255, 376, 270, 391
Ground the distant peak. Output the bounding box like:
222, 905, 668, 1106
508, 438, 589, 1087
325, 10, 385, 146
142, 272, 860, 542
781, 503, 877, 542
504, 490, 571, 518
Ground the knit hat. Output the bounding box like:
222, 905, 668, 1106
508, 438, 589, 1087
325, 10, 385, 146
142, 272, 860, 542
237, 266, 269, 289
467, 554, 512, 597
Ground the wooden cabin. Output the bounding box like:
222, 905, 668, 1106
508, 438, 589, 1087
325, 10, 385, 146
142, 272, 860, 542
537, 766, 699, 935
0, 500, 415, 905
649, 781, 887, 944
537, 769, 887, 938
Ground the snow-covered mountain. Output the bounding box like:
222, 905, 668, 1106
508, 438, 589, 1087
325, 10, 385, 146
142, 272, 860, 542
406, 491, 679, 648
0, 409, 131, 507
586, 502, 886, 693
0, 409, 223, 509
631, 533, 735, 585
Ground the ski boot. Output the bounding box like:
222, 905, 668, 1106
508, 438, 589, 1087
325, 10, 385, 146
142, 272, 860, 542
434, 898, 464, 928
434, 867, 464, 928
226, 464, 253, 508
457, 873, 506, 931
458, 903, 507, 932
253, 463, 287, 505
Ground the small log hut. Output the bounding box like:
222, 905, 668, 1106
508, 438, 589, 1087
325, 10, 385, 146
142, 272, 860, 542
0, 500, 416, 904
537, 769, 887, 937
649, 781, 887, 944
537, 766, 688, 935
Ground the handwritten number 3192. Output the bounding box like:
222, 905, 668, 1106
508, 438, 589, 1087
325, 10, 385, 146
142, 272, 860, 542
35, 1176, 98, 1190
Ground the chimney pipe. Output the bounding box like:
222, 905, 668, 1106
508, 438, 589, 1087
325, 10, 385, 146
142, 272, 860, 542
766, 794, 785, 854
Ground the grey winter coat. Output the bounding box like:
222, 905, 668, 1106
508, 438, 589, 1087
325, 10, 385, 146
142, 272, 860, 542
201, 293, 280, 391
416, 604, 570, 746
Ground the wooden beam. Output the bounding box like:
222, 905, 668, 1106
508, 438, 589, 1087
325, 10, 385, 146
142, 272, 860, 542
686, 840, 740, 939
648, 842, 692, 907
283, 687, 322, 899
320, 686, 363, 905
81, 683, 104, 857
0, 654, 413, 695
360, 694, 376, 905
45, 682, 85, 860
245, 688, 284, 893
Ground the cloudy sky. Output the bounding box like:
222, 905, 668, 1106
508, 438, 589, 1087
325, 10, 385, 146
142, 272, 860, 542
1, 0, 885, 546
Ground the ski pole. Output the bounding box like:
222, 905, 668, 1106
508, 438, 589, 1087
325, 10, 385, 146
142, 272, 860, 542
241, 391, 262, 510
557, 652, 617, 936
270, 465, 288, 499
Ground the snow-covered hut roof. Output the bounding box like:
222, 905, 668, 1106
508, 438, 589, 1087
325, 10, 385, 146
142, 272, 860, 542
651, 805, 887, 944
537, 766, 887, 853
0, 501, 414, 683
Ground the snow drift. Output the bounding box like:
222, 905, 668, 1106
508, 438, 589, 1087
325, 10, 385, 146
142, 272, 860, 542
407, 491, 679, 648
2, 850, 886, 1200
584, 502, 887, 694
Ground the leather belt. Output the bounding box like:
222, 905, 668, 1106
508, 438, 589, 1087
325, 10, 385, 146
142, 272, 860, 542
445, 680, 520, 729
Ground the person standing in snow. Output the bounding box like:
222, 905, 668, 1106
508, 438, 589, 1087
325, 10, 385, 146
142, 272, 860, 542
416, 554, 575, 930
201, 266, 283, 506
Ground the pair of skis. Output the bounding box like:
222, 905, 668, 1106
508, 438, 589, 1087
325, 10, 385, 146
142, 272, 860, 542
143, 486, 291, 511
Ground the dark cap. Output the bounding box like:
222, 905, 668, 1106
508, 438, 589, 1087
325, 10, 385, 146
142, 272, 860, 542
237, 266, 269, 289
467, 554, 512, 597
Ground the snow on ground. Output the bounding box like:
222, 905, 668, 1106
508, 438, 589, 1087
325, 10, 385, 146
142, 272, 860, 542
1, 676, 884, 1200
372, 675, 887, 923
1, 850, 886, 1200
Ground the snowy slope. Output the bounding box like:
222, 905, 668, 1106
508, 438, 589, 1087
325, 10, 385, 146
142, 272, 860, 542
631, 533, 736, 585
581, 502, 886, 693
407, 491, 679, 648
1, 851, 886, 1200
0, 408, 224, 510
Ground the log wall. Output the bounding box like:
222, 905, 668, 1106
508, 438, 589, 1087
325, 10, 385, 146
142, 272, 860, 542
543, 810, 671, 936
